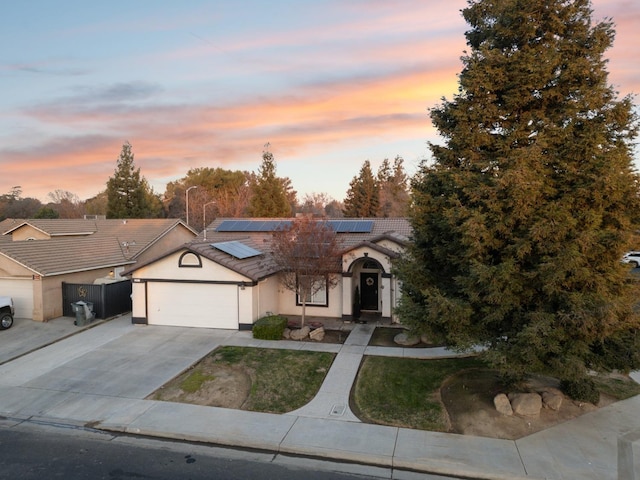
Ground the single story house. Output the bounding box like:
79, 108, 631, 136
0, 218, 196, 321
124, 217, 411, 329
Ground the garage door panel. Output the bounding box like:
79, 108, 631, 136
147, 283, 238, 329
0, 278, 33, 319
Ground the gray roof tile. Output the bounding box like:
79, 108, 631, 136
0, 219, 190, 276
128, 217, 411, 282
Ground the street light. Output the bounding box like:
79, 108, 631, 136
203, 201, 216, 240
185, 186, 198, 226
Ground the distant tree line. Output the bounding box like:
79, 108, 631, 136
0, 143, 411, 230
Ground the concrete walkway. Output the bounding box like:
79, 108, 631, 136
0, 315, 639, 479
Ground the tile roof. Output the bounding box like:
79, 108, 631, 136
0, 218, 191, 276
3, 219, 98, 236
127, 217, 411, 282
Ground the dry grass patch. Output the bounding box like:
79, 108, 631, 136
150, 346, 335, 414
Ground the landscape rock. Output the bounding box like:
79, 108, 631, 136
541, 389, 564, 411
309, 326, 325, 342
289, 326, 310, 340
493, 393, 513, 416
282, 328, 291, 339
420, 333, 431, 345
394, 332, 420, 346
509, 393, 542, 416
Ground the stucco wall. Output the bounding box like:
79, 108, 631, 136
135, 225, 196, 265
132, 250, 249, 282
10, 225, 50, 241
257, 276, 279, 320
276, 274, 343, 319
131, 281, 147, 320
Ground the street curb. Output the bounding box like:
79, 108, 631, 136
96, 421, 541, 480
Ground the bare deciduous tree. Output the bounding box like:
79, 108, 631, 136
269, 217, 343, 327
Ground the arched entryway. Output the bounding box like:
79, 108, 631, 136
350, 257, 384, 315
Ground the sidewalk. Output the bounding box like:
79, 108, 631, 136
0, 315, 638, 479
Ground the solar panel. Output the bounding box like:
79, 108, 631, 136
327, 220, 373, 233
216, 220, 242, 232
211, 241, 262, 259
353, 220, 374, 233
216, 219, 372, 233
216, 220, 292, 232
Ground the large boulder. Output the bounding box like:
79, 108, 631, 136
541, 388, 564, 411
290, 326, 310, 340
509, 393, 542, 416
309, 326, 325, 342
282, 328, 291, 339
493, 393, 513, 416
394, 332, 420, 346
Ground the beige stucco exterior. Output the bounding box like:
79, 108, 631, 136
128, 233, 407, 329
130, 249, 258, 328
135, 225, 195, 265
10, 225, 53, 241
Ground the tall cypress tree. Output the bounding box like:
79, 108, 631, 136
397, 0, 640, 385
378, 156, 410, 217
343, 160, 380, 217
248, 147, 292, 217
106, 142, 152, 219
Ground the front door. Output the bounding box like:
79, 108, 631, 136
360, 272, 378, 311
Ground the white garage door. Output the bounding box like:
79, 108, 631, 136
147, 282, 238, 329
0, 278, 33, 319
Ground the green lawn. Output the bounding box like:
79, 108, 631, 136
352, 355, 485, 431
213, 346, 335, 413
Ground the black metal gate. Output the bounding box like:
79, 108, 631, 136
62, 281, 132, 319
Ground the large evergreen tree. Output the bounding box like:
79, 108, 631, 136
248, 147, 293, 217
106, 142, 162, 219
397, 0, 640, 385
343, 160, 380, 217
377, 156, 410, 217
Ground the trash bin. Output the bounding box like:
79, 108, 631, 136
71, 301, 94, 326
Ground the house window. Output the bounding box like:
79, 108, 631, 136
178, 252, 202, 268
296, 275, 328, 306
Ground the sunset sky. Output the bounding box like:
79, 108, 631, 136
1, 0, 638, 204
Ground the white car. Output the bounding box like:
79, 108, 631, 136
622, 252, 640, 268
0, 296, 14, 330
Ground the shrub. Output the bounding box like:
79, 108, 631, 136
252, 314, 288, 340
561, 378, 600, 404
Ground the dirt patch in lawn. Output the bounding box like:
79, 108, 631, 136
149, 360, 252, 409
149, 347, 334, 413
440, 369, 611, 440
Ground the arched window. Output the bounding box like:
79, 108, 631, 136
178, 252, 202, 268
363, 259, 379, 270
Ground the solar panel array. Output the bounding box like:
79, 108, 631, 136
328, 220, 374, 233
211, 241, 262, 259
215, 219, 374, 233
215, 220, 292, 232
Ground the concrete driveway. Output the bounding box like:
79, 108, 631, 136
0, 315, 97, 365
0, 315, 239, 399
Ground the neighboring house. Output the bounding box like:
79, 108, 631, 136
125, 217, 411, 329
0, 218, 196, 321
